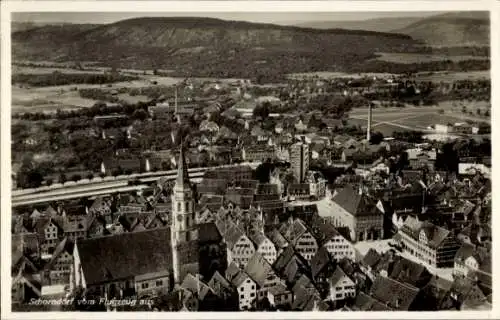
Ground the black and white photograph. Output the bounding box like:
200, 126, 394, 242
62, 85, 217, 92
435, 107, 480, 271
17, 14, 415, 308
2, 2, 495, 317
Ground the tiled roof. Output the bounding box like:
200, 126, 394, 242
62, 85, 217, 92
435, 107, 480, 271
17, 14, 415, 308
245, 252, 274, 287
455, 243, 476, 263
208, 271, 235, 298
197, 222, 222, 243
215, 219, 245, 250
44, 237, 74, 271
389, 256, 432, 288
265, 228, 289, 250
180, 274, 213, 301
332, 185, 380, 217
279, 219, 308, 246
328, 266, 351, 287
230, 271, 252, 288
370, 275, 419, 310
310, 246, 332, 279
248, 230, 269, 247
362, 248, 382, 268
77, 228, 172, 286
353, 292, 392, 311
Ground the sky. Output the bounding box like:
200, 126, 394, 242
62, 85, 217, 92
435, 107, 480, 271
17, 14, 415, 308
12, 11, 441, 25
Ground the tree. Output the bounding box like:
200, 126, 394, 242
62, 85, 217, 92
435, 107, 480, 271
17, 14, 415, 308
132, 109, 148, 121
253, 102, 270, 120
86, 173, 94, 180
59, 173, 67, 185
484, 109, 490, 117
111, 168, 121, 177
46, 178, 53, 186
71, 174, 82, 182
369, 131, 384, 145
476, 109, 481, 116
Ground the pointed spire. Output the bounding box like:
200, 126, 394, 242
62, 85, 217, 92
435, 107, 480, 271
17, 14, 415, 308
176, 139, 190, 187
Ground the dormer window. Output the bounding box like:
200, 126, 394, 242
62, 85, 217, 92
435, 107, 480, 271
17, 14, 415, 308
419, 230, 428, 244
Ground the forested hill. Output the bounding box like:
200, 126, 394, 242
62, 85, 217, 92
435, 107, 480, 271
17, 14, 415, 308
393, 12, 489, 46
12, 17, 422, 78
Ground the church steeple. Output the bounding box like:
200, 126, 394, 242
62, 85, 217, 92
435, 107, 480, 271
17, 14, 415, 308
176, 141, 190, 188
171, 141, 196, 286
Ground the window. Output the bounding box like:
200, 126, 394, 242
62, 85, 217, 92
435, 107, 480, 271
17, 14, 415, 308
177, 202, 181, 212
156, 280, 163, 287
240, 287, 244, 292
246, 279, 251, 284
251, 285, 255, 290
240, 294, 244, 299
141, 283, 149, 289
336, 293, 343, 299
250, 293, 255, 297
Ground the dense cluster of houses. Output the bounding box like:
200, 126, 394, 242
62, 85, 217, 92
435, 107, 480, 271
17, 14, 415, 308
12, 134, 492, 311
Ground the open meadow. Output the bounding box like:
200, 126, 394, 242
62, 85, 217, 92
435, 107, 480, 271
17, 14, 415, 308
374, 52, 489, 64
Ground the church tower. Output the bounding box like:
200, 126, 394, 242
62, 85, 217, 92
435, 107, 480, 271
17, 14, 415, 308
171, 142, 197, 286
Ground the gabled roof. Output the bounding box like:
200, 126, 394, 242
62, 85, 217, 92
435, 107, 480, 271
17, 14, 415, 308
328, 266, 352, 287
291, 274, 317, 296
370, 275, 419, 310
44, 237, 74, 271
278, 219, 309, 246
332, 185, 380, 217
291, 285, 321, 311
180, 274, 213, 301
353, 292, 392, 311
310, 246, 332, 279
230, 270, 253, 288
215, 219, 246, 250
197, 222, 222, 243
362, 248, 382, 268
248, 230, 270, 248
265, 228, 289, 250
208, 271, 235, 297
455, 243, 476, 263
245, 252, 274, 287
77, 228, 173, 286
389, 256, 432, 287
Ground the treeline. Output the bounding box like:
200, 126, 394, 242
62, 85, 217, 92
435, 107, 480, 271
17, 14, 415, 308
397, 46, 490, 57
12, 71, 138, 87
348, 59, 490, 75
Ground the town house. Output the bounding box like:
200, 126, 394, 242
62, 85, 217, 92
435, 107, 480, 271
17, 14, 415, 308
328, 266, 356, 302
43, 237, 74, 285
279, 219, 318, 261
329, 185, 384, 242
215, 219, 255, 268
244, 252, 283, 302
395, 216, 461, 268
226, 264, 257, 310
248, 231, 278, 265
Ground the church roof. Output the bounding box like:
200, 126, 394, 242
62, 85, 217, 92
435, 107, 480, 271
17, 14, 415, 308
77, 223, 219, 286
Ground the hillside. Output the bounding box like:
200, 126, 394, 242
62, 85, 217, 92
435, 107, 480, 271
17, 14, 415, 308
393, 12, 489, 46
293, 17, 422, 33
12, 17, 421, 78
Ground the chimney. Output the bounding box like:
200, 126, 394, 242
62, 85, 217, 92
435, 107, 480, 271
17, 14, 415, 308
366, 104, 372, 142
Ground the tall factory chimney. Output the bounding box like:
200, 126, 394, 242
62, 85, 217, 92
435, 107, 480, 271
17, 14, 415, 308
366, 104, 372, 142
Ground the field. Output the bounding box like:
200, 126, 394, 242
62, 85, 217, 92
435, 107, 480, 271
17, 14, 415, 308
12, 86, 99, 113
287, 71, 396, 80
414, 70, 490, 82
348, 103, 490, 136
374, 52, 489, 64
13, 66, 104, 75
